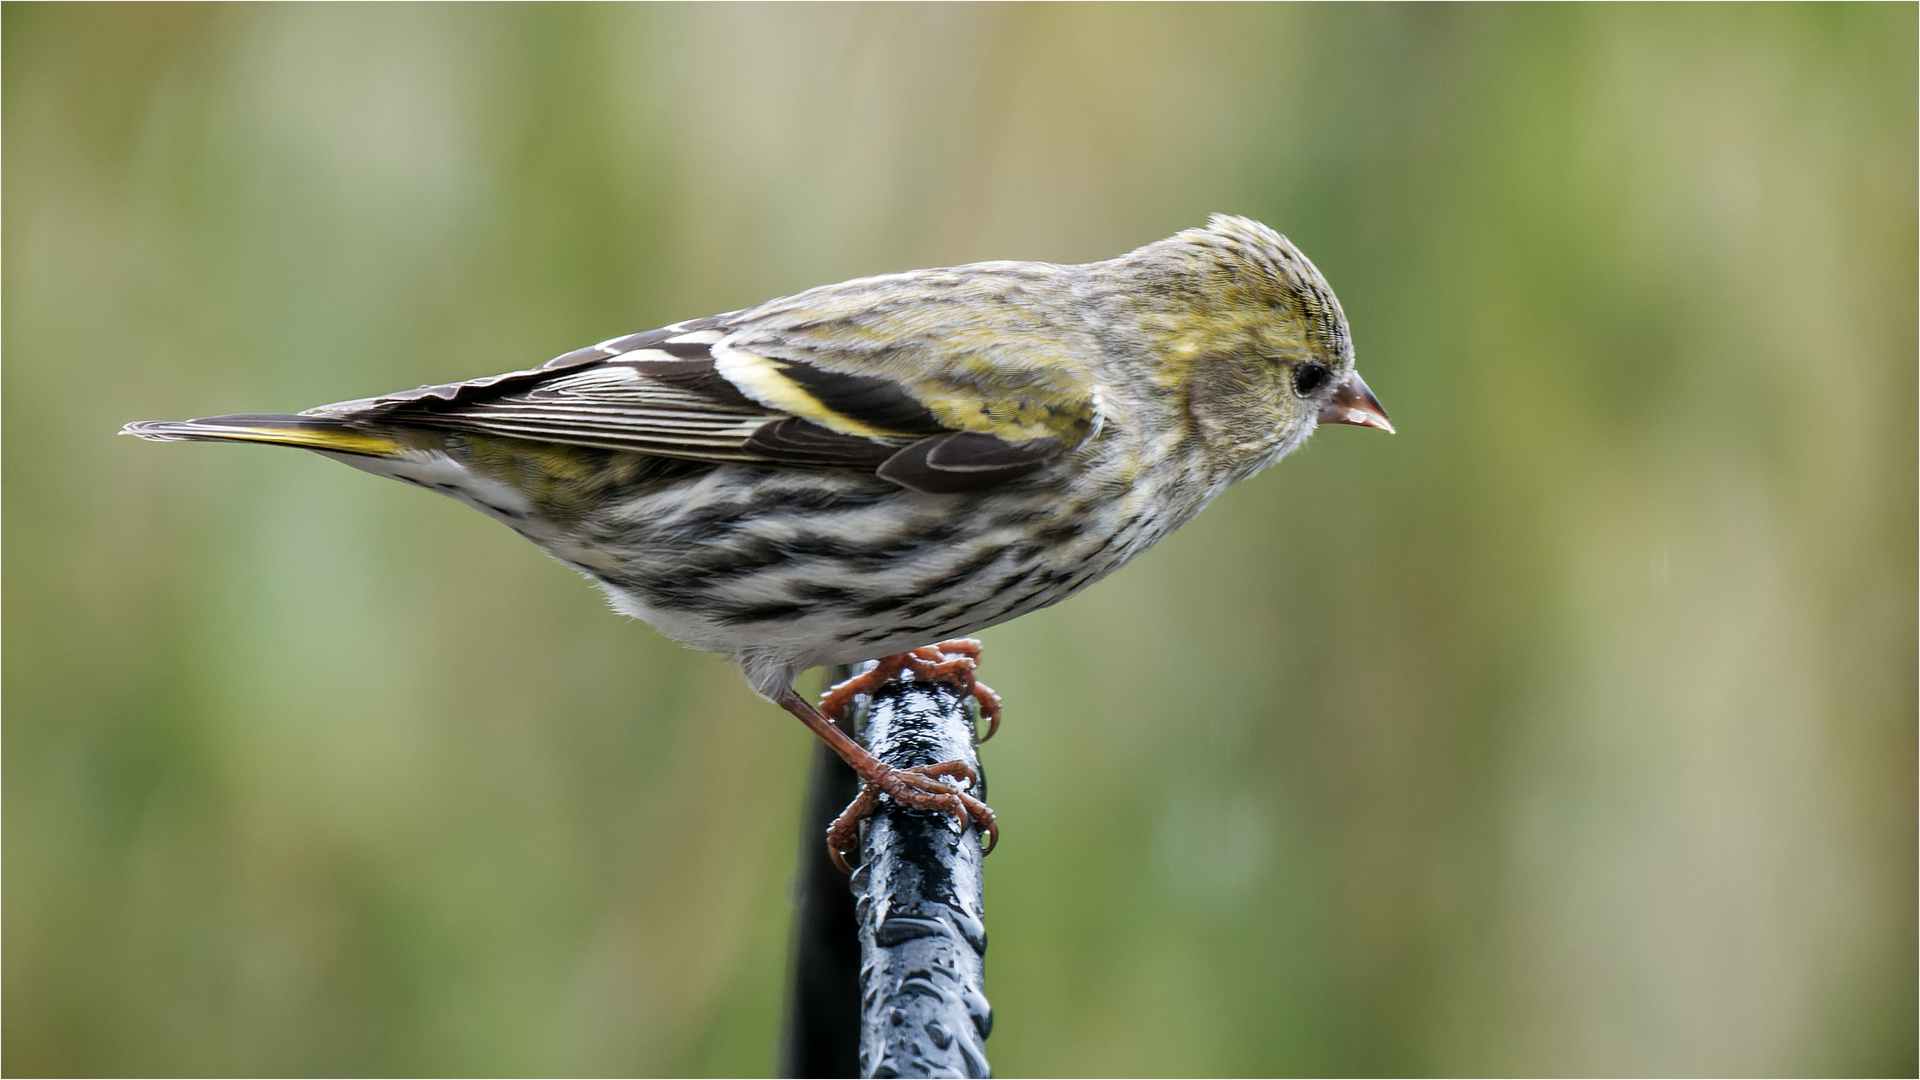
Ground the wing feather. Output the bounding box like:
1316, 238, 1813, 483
303, 299, 1082, 492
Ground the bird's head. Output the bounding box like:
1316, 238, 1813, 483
1110, 214, 1392, 478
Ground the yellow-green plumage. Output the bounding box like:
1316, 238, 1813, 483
720, 264, 1100, 445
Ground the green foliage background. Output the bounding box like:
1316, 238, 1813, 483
6, 4, 1914, 1075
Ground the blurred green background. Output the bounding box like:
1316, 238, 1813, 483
6, 4, 1914, 1076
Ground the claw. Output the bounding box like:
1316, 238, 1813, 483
824, 760, 995, 874
825, 783, 879, 875
822, 640, 1003, 743
905, 639, 1003, 744
969, 681, 1002, 742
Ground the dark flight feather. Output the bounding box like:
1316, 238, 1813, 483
877, 432, 1063, 493
296, 318, 1061, 491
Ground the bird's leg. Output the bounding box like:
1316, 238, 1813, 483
776, 646, 1000, 874
815, 653, 912, 723
776, 688, 996, 875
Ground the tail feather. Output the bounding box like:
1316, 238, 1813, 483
120, 413, 401, 457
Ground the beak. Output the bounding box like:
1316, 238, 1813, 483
1317, 369, 1394, 433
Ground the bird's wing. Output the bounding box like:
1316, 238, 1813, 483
719, 261, 1104, 449
307, 292, 1099, 493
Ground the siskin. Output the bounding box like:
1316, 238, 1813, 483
124, 214, 1392, 870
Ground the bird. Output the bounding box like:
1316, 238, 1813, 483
123, 214, 1392, 871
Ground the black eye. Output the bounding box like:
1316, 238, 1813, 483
1292, 361, 1331, 397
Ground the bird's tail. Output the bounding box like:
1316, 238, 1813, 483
120, 413, 402, 457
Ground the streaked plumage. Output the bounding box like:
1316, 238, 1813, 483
124, 214, 1391, 863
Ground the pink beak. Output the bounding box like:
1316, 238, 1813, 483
1317, 370, 1394, 433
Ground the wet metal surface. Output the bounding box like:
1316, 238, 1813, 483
851, 673, 992, 1079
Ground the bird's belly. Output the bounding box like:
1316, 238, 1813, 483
556, 461, 1179, 669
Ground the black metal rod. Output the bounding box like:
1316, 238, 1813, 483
849, 668, 992, 1079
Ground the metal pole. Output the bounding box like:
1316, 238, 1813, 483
780, 663, 993, 1079
849, 667, 993, 1079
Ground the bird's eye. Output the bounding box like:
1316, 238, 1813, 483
1292, 361, 1331, 397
